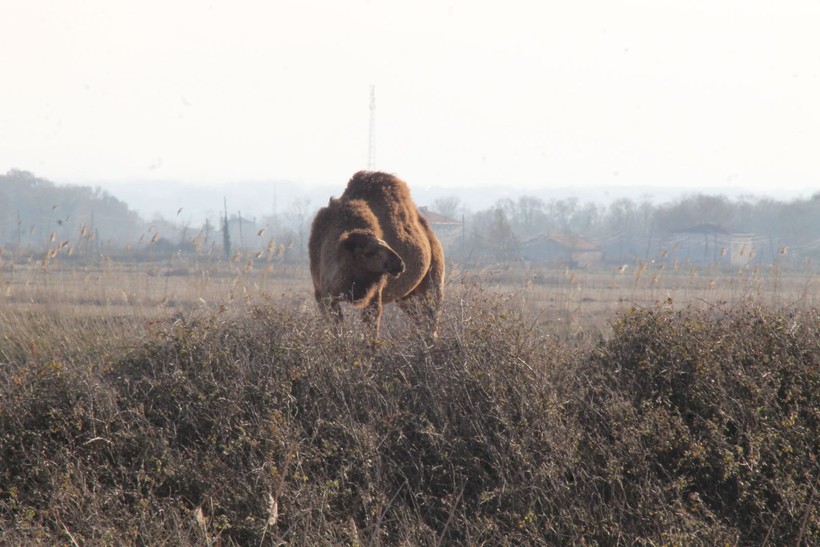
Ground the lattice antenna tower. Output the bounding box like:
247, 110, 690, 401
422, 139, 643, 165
367, 85, 376, 170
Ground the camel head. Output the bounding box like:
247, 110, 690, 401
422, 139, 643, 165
340, 230, 405, 277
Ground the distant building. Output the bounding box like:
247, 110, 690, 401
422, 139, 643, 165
519, 232, 604, 267
418, 206, 464, 259
418, 206, 461, 232
225, 214, 263, 250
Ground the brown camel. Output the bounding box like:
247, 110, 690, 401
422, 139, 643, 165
308, 171, 445, 338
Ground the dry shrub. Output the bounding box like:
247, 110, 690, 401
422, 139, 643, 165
1, 293, 817, 545
561, 302, 819, 544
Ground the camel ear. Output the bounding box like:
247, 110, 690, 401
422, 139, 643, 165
342, 231, 370, 253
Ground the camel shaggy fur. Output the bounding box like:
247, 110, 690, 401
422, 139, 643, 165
309, 171, 445, 337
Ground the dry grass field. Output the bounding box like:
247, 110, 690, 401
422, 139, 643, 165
1, 253, 818, 544
3, 251, 816, 334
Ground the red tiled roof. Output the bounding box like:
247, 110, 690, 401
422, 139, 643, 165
418, 206, 461, 225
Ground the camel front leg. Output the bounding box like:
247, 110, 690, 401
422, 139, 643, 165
317, 292, 344, 323
360, 292, 384, 340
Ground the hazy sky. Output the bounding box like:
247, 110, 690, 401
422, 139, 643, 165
3, 0, 820, 197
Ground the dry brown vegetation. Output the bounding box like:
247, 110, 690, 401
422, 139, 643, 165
1, 257, 818, 545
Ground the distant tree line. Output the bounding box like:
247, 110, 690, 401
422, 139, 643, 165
438, 192, 820, 268
0, 169, 142, 256
4, 169, 819, 269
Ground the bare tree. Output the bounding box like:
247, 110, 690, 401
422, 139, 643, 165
288, 197, 313, 260
432, 196, 462, 220
469, 207, 518, 261
654, 194, 734, 231
516, 195, 546, 233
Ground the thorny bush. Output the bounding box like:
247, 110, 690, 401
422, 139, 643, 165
0, 296, 817, 545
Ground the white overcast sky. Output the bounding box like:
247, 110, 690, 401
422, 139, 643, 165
2, 0, 819, 196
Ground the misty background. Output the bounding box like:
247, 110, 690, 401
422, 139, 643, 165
2, 1, 819, 269
2, 168, 819, 271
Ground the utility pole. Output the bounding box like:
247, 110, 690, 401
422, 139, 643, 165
223, 197, 231, 259
368, 85, 376, 170
90, 210, 96, 257
238, 211, 244, 249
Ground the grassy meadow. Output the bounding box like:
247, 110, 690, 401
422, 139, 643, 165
1, 252, 818, 544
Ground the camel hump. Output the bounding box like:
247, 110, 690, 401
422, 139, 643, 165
342, 171, 413, 208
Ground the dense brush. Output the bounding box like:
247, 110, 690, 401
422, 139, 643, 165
1, 295, 817, 545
